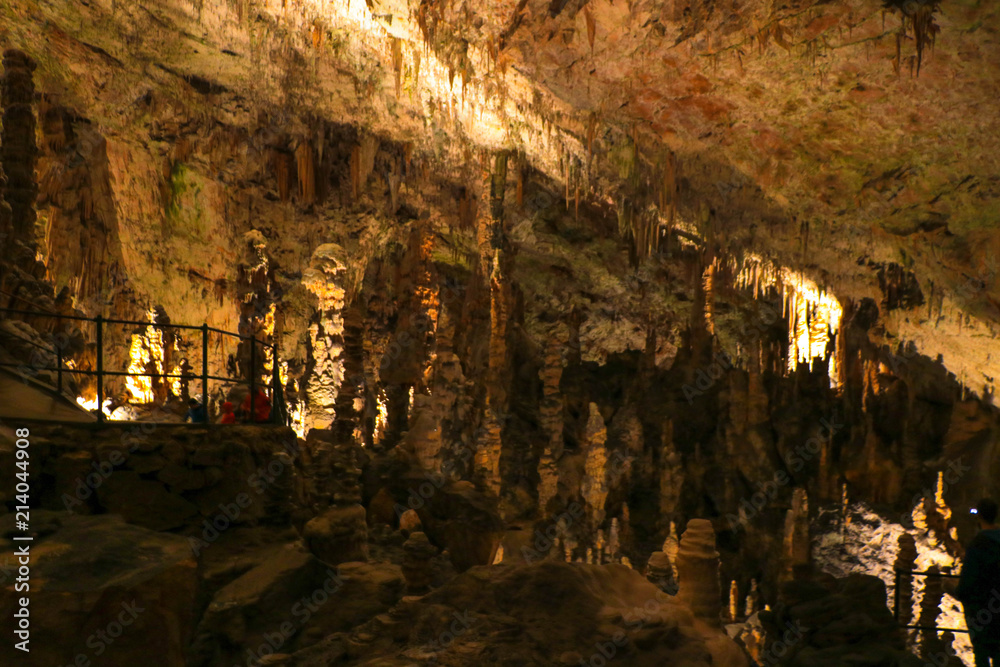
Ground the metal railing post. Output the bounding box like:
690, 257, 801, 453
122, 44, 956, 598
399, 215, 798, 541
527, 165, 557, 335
95, 315, 104, 424
271, 343, 282, 425
56, 345, 63, 393
893, 570, 901, 622
248, 336, 256, 423
201, 324, 209, 419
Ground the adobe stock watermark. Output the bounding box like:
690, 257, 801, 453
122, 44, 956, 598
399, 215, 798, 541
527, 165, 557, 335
727, 412, 843, 531
58, 599, 145, 667
521, 450, 631, 563
60, 406, 175, 513
239, 566, 346, 667
682, 300, 782, 403
420, 609, 475, 659
189, 438, 300, 556
919, 586, 1000, 666
758, 620, 806, 666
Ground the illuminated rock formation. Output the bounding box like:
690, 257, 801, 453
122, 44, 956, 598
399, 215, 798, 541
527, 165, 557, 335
302, 243, 348, 432
663, 521, 681, 582
677, 518, 722, 625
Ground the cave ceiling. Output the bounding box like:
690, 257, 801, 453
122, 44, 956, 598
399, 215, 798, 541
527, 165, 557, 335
2, 0, 999, 391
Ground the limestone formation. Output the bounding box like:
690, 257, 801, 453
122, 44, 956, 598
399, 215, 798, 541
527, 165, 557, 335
918, 566, 946, 658
781, 488, 811, 582
581, 402, 609, 530
0, 50, 38, 246
302, 504, 370, 565
302, 243, 348, 432
677, 518, 723, 625
536, 332, 565, 515
663, 522, 681, 582
894, 533, 918, 626
401, 531, 438, 594
645, 551, 676, 594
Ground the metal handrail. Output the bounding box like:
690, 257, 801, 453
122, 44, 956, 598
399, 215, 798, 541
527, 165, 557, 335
892, 568, 970, 634
0, 306, 281, 425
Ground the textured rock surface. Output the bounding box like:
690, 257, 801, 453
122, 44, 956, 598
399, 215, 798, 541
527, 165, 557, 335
0, 512, 197, 667
190, 542, 404, 666
302, 504, 370, 565
287, 560, 746, 666
760, 574, 921, 667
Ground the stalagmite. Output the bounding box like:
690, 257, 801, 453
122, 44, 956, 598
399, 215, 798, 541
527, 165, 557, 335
781, 488, 810, 582
536, 332, 565, 515
744, 579, 758, 618
402, 531, 439, 594
1, 50, 38, 248
645, 551, 676, 593
476, 152, 511, 501
302, 243, 348, 431
729, 580, 740, 621
677, 519, 723, 625
581, 403, 609, 530
663, 521, 681, 581
893, 533, 918, 626
918, 566, 946, 658
659, 420, 684, 527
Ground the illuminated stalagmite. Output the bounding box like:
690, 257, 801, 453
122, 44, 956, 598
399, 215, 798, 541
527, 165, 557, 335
302, 243, 348, 431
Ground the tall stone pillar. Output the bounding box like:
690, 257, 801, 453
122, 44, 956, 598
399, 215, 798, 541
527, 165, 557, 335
894, 533, 918, 626
1, 50, 38, 248
677, 518, 722, 625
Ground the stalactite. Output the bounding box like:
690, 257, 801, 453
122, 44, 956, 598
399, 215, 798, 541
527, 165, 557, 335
295, 139, 315, 205
271, 149, 293, 202
1, 50, 39, 248
349, 134, 378, 201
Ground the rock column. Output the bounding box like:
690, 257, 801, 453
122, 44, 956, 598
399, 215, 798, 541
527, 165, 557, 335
677, 518, 722, 625
1, 50, 38, 248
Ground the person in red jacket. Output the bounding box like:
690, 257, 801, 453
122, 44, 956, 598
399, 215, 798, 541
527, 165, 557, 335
219, 401, 236, 424
241, 388, 271, 423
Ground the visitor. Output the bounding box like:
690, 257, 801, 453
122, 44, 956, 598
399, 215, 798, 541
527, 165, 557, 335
956, 498, 1000, 667
219, 401, 236, 424
241, 387, 271, 423
185, 397, 207, 424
